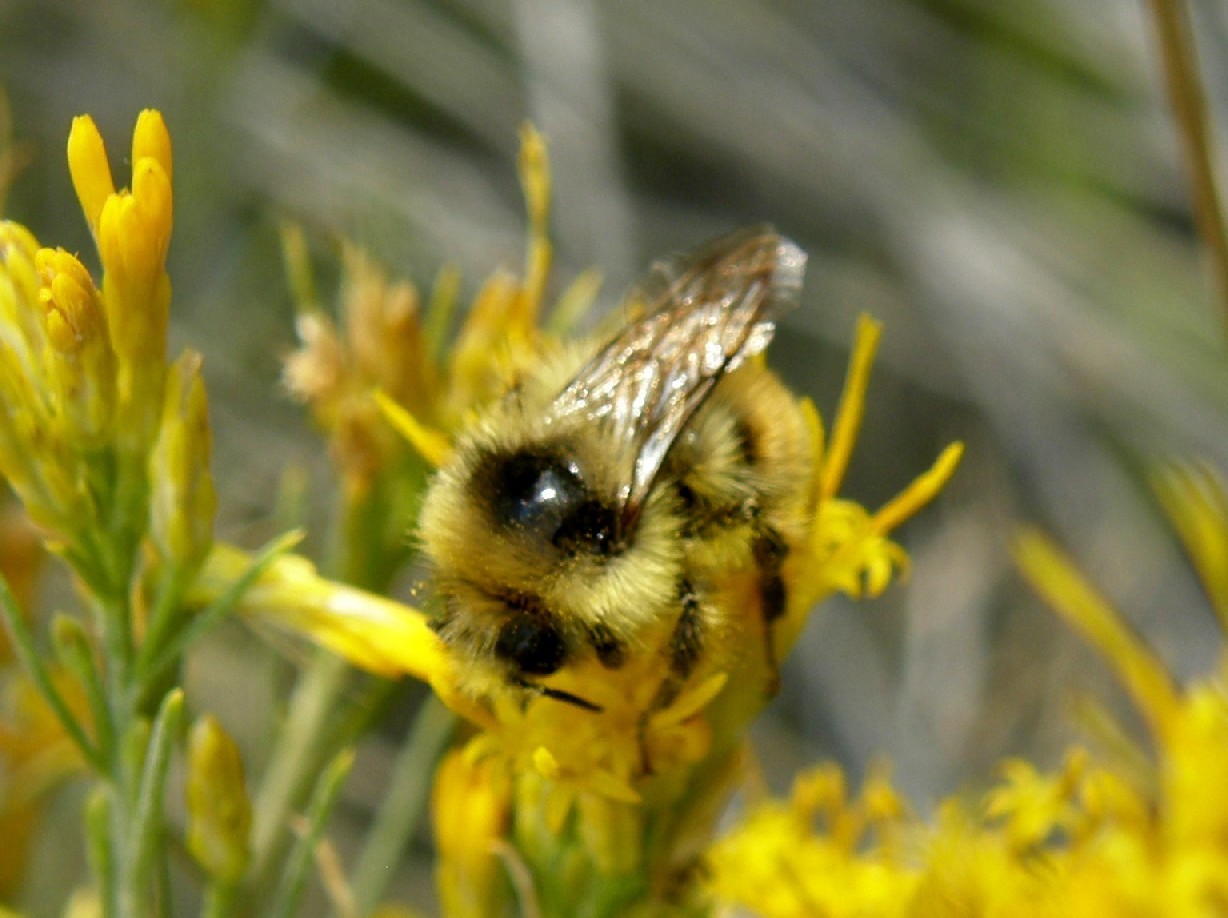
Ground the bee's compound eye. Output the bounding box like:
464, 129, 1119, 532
488, 451, 584, 534
495, 613, 567, 676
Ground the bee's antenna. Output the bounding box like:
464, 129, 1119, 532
514, 678, 603, 713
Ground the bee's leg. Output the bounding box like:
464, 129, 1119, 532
753, 527, 788, 697
652, 582, 705, 711
639, 583, 706, 774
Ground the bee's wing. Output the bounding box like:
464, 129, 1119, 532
551, 226, 807, 531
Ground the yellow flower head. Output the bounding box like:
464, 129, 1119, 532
706, 762, 920, 918
67, 111, 173, 463
0, 223, 106, 534
283, 237, 441, 493
0, 111, 187, 581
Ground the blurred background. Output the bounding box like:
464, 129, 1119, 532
3, 0, 1228, 912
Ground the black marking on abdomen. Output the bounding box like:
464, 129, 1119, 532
495, 613, 567, 676
754, 528, 789, 696
733, 416, 759, 467
753, 529, 788, 622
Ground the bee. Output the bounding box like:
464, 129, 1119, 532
418, 226, 813, 712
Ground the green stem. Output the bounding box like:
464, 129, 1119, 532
129, 689, 185, 911
249, 651, 350, 888
268, 748, 356, 918
350, 696, 456, 915
98, 590, 133, 718
115, 717, 150, 918
202, 881, 240, 918
1145, 0, 1228, 340
85, 787, 116, 917
139, 565, 187, 674
138, 530, 302, 683
249, 469, 412, 898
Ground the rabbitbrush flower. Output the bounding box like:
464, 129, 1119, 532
705, 463, 1228, 918
0, 110, 232, 917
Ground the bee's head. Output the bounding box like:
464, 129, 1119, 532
417, 398, 685, 700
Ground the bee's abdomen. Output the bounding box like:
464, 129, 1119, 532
676, 365, 811, 539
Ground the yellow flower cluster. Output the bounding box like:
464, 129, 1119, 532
0, 110, 220, 913
0, 111, 213, 583
707, 465, 1228, 918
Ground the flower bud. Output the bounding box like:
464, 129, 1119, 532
185, 715, 251, 883
67, 115, 114, 239
148, 351, 215, 573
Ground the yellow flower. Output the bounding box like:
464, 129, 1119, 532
983, 751, 1087, 852
68, 111, 171, 364
0, 111, 190, 594
705, 461, 1228, 918
191, 544, 441, 680
706, 763, 919, 918
786, 316, 964, 637
36, 248, 116, 444
68, 111, 172, 455
432, 747, 513, 918
284, 124, 587, 498
0, 224, 105, 536
283, 237, 441, 494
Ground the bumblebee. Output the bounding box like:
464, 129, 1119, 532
418, 226, 813, 711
